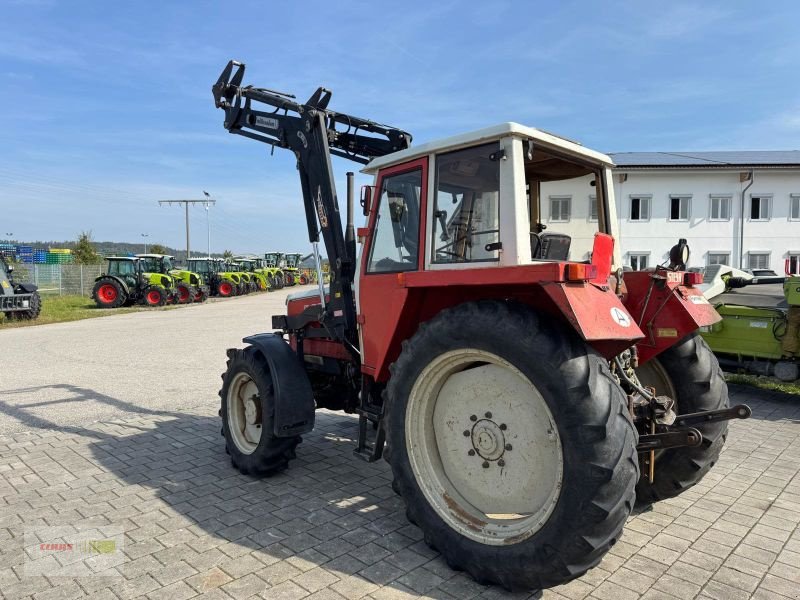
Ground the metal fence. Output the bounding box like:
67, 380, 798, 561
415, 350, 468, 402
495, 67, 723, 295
11, 264, 103, 296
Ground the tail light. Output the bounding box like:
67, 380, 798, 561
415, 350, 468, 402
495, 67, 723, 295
683, 272, 703, 286
566, 263, 598, 281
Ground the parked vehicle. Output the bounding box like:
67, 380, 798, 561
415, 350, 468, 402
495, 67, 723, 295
186, 258, 241, 297
211, 61, 750, 591
0, 256, 41, 320
262, 252, 285, 289
702, 263, 799, 381
92, 256, 175, 308
234, 256, 270, 291
136, 254, 209, 303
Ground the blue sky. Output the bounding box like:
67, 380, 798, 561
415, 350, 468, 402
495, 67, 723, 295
1, 0, 799, 254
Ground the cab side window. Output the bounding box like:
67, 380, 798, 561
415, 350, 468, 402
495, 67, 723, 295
367, 169, 422, 273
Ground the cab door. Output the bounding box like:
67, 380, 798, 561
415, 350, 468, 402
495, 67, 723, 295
358, 158, 427, 379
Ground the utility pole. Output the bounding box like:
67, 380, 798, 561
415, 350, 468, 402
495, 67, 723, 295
141, 233, 149, 254
158, 198, 215, 260
203, 191, 213, 258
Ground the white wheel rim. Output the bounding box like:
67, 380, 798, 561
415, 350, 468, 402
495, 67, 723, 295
228, 372, 263, 454
406, 349, 563, 545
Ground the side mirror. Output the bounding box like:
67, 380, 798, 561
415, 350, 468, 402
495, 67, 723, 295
360, 185, 374, 216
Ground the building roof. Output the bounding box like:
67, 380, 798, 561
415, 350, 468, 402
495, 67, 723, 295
609, 150, 800, 169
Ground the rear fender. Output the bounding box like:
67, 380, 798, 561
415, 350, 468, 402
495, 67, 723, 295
622, 270, 721, 363
242, 333, 315, 437
541, 281, 645, 358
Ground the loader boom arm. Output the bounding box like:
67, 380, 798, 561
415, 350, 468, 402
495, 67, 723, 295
212, 60, 411, 347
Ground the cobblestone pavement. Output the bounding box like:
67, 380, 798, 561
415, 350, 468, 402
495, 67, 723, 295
0, 384, 798, 600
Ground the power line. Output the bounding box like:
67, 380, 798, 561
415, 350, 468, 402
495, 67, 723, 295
158, 198, 216, 258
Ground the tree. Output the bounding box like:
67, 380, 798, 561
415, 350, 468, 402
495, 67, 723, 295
73, 231, 102, 264
149, 243, 167, 255
222, 249, 233, 260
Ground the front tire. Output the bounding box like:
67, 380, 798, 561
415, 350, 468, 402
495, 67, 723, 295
217, 281, 234, 297
142, 286, 167, 307
385, 301, 638, 591
634, 334, 729, 503
219, 347, 301, 475
176, 283, 195, 304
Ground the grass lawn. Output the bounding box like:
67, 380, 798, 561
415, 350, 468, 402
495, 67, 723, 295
0, 294, 177, 329
726, 373, 800, 396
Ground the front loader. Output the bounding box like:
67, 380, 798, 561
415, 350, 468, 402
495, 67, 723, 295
212, 60, 750, 591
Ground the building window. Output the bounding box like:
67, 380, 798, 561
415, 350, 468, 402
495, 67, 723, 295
710, 195, 731, 221
791, 195, 800, 221
789, 253, 800, 274
748, 253, 770, 270
707, 252, 730, 266
750, 195, 771, 221
669, 195, 690, 221
589, 195, 598, 221
549, 195, 571, 223
629, 253, 649, 271
630, 196, 650, 221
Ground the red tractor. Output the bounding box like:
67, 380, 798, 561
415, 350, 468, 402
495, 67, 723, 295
212, 61, 750, 591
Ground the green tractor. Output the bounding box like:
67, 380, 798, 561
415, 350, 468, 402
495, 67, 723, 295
92, 256, 176, 308
136, 254, 209, 304
221, 259, 253, 294
234, 256, 270, 291
701, 264, 800, 382
262, 252, 285, 289
186, 258, 241, 297
1, 255, 41, 321
282, 252, 309, 286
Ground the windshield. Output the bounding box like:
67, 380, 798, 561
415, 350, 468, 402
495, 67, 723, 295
188, 260, 212, 274
139, 257, 161, 273
163, 257, 174, 270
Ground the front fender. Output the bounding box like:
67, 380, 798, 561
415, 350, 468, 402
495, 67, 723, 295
242, 333, 315, 437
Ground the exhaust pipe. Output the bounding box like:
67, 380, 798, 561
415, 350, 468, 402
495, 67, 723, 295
345, 171, 356, 263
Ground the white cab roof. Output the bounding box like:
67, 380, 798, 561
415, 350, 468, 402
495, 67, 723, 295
362, 122, 614, 174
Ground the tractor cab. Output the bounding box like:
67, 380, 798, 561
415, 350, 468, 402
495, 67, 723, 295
359, 123, 618, 277
284, 253, 302, 269
263, 252, 283, 268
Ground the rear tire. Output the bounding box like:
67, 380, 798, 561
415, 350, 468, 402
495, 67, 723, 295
176, 283, 194, 304
194, 288, 208, 303
219, 347, 301, 475
634, 334, 729, 503
92, 278, 126, 309
385, 300, 638, 591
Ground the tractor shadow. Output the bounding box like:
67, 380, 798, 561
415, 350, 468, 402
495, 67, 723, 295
0, 385, 511, 599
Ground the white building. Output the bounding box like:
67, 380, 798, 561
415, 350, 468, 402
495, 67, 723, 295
607, 151, 800, 273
